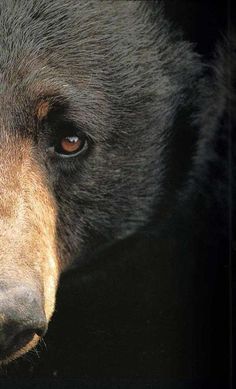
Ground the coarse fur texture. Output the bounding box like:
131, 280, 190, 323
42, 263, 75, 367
0, 0, 234, 382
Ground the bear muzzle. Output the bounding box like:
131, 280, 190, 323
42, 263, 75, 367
0, 139, 59, 364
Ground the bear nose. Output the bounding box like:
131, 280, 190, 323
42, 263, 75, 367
0, 286, 47, 360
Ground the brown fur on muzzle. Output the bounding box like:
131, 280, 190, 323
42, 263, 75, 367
0, 138, 59, 364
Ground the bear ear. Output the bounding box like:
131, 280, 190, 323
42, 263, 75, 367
35, 100, 50, 121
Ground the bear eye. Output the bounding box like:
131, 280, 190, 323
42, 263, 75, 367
48, 130, 88, 158
58, 135, 85, 155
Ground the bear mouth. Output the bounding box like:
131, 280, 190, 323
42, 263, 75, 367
0, 332, 40, 365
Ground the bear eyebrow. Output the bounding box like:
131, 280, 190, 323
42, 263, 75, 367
35, 94, 69, 121
35, 100, 50, 121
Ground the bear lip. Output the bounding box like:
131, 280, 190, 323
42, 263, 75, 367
0, 333, 41, 366
0, 330, 35, 361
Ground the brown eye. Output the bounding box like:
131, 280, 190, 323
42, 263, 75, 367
48, 131, 87, 158
60, 135, 83, 154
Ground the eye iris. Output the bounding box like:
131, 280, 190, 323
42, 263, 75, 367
60, 136, 82, 154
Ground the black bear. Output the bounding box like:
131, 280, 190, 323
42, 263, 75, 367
0, 0, 234, 385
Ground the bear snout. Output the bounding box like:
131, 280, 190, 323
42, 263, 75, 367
0, 140, 59, 363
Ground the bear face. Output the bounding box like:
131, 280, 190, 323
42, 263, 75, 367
0, 0, 203, 364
